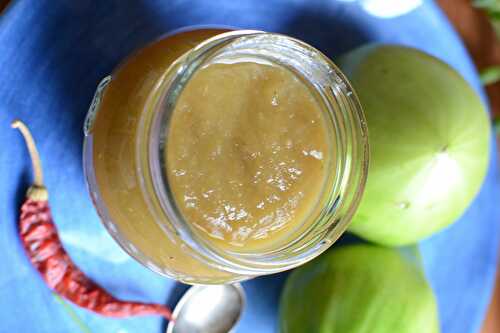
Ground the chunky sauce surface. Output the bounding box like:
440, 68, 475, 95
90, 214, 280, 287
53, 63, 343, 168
168, 61, 330, 251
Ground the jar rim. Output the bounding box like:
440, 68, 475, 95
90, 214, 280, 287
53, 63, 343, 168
146, 30, 369, 275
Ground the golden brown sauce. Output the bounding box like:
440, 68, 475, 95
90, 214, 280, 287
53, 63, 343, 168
168, 61, 330, 251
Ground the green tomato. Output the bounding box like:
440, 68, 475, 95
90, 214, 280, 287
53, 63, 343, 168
280, 244, 439, 333
337, 45, 490, 246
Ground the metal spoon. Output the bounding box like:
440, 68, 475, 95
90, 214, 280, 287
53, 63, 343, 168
166, 283, 246, 333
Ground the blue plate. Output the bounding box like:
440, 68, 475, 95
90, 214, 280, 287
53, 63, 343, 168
0, 1, 499, 332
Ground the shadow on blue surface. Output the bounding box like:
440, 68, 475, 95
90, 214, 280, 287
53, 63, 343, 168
161, 283, 190, 332
18, 2, 169, 163
281, 6, 372, 57
14, 169, 30, 217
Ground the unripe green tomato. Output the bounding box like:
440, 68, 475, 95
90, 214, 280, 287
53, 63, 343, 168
280, 244, 439, 333
338, 45, 490, 246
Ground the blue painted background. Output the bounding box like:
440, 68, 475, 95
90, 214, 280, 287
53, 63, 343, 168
0, 1, 499, 332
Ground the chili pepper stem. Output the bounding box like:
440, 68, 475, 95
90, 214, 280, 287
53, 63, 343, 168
12, 119, 48, 201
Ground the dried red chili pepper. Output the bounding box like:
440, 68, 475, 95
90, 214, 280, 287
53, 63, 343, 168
12, 119, 173, 321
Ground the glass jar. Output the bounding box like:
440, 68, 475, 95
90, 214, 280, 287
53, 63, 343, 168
83, 29, 369, 284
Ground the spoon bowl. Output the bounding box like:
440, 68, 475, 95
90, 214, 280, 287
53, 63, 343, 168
166, 283, 245, 333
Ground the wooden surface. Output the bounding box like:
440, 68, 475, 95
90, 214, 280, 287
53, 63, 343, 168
438, 0, 500, 118
436, 1, 500, 332
0, 0, 10, 13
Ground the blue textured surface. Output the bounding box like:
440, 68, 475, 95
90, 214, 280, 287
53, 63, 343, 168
0, 1, 499, 332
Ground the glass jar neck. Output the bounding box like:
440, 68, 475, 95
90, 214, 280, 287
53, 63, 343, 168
141, 30, 369, 276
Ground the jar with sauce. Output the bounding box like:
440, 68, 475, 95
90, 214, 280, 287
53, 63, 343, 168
83, 29, 369, 284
